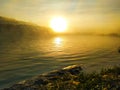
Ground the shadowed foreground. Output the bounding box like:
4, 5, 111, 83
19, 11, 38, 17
2, 65, 120, 90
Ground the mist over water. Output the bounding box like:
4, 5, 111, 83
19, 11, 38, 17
0, 34, 120, 89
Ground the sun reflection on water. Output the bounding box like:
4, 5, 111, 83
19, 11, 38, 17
54, 37, 62, 46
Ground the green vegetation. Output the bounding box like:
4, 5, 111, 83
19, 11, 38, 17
41, 66, 120, 90
3, 66, 120, 90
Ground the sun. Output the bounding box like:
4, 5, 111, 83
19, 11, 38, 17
50, 16, 67, 33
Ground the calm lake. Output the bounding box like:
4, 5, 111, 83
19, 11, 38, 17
0, 35, 120, 89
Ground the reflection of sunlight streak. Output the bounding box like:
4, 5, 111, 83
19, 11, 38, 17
54, 37, 63, 50
52, 37, 64, 53
54, 37, 63, 47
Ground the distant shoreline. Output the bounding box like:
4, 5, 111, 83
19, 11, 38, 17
0, 16, 120, 38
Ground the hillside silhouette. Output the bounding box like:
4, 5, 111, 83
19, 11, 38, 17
0, 16, 54, 39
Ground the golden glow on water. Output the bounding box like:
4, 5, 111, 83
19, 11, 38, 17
54, 37, 62, 47
0, 35, 120, 88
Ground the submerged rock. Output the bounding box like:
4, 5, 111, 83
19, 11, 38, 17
2, 65, 82, 90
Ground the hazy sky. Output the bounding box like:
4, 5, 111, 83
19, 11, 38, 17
0, 0, 120, 33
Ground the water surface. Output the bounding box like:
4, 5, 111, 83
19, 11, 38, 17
0, 35, 120, 88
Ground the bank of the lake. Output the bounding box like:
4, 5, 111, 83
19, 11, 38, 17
2, 65, 120, 90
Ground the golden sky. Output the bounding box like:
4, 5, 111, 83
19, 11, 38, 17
0, 0, 120, 33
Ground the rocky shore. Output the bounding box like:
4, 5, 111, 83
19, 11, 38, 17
2, 65, 82, 90
2, 65, 120, 90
